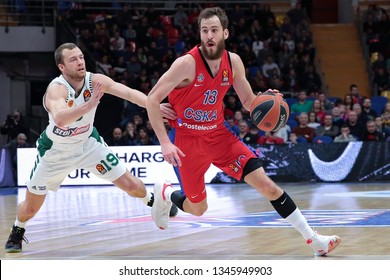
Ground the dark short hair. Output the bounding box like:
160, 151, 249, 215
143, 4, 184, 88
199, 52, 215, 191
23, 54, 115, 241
198, 7, 229, 30
54, 42, 78, 66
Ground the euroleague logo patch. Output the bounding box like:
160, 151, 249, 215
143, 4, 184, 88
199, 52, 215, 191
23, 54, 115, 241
96, 164, 107, 174
83, 89, 91, 102
221, 69, 230, 86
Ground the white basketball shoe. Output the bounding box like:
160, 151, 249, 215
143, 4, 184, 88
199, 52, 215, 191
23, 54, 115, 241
307, 231, 341, 256
152, 181, 173, 230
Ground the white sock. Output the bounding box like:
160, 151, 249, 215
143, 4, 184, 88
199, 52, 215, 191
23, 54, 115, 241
140, 191, 152, 205
285, 208, 314, 240
15, 217, 27, 229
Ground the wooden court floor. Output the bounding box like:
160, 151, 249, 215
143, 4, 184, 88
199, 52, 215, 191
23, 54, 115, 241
1, 182, 390, 260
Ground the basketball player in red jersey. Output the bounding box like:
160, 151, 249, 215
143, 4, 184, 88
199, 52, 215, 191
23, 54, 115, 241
146, 7, 340, 256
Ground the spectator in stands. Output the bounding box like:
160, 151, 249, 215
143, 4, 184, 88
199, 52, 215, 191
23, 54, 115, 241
136, 47, 147, 65
96, 55, 112, 75
262, 55, 281, 80
375, 116, 390, 139
311, 99, 326, 124
124, 23, 137, 42
269, 30, 283, 55
349, 84, 362, 104
315, 114, 340, 139
279, 16, 295, 39
0, 110, 30, 144
122, 121, 138, 146
288, 132, 298, 144
307, 111, 321, 129
362, 120, 385, 141
291, 90, 313, 113
224, 93, 242, 119
145, 120, 159, 145
292, 112, 315, 142
109, 31, 125, 53
281, 68, 299, 92
2, 132, 31, 182
256, 40, 274, 66
360, 97, 378, 123
278, 43, 293, 71
334, 124, 357, 143
352, 103, 364, 120
135, 127, 157, 145
106, 127, 127, 146
273, 124, 291, 143
173, 4, 189, 30
335, 102, 349, 122
346, 111, 365, 140
239, 44, 257, 68
258, 131, 285, 145
287, 2, 307, 26
343, 93, 354, 115
374, 67, 390, 94
251, 34, 264, 58
330, 106, 345, 128
225, 116, 239, 136
133, 113, 145, 131
382, 101, 390, 114
233, 110, 245, 126
302, 65, 322, 94
238, 121, 257, 145
126, 56, 142, 76
318, 92, 334, 112
113, 56, 127, 74
382, 111, 390, 129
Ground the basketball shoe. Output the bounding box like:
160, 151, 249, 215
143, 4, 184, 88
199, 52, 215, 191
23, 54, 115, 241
148, 192, 178, 217
152, 181, 173, 229
306, 231, 341, 256
5, 225, 29, 253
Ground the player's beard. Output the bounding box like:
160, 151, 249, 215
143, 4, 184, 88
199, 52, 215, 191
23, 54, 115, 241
66, 69, 86, 81
201, 39, 225, 60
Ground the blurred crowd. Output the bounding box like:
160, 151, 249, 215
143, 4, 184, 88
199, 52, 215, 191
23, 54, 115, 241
2, 1, 390, 150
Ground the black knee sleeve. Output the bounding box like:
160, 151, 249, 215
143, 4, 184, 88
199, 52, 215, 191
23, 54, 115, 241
171, 190, 186, 212
242, 158, 263, 179
270, 191, 297, 218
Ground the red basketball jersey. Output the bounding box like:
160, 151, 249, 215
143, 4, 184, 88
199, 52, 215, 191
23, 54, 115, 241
168, 46, 233, 135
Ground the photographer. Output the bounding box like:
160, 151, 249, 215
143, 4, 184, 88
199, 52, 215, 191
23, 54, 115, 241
3, 132, 31, 182
0, 110, 30, 143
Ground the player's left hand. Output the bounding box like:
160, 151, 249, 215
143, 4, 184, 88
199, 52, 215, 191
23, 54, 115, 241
160, 103, 177, 120
258, 89, 284, 97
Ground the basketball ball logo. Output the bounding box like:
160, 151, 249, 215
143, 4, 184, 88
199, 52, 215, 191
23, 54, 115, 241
67, 100, 74, 107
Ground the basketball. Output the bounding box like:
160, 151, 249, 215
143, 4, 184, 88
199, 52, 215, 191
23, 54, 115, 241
250, 91, 290, 132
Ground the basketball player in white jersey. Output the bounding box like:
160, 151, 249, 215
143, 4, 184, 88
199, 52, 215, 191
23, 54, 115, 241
4, 43, 176, 253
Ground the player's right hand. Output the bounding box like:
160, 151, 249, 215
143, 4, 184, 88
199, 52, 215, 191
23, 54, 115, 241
89, 82, 104, 108
161, 142, 185, 167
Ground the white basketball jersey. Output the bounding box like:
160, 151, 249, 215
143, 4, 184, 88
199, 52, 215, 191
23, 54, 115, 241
44, 72, 96, 143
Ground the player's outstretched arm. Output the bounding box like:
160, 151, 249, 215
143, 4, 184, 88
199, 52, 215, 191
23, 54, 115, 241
45, 82, 104, 127
92, 73, 177, 120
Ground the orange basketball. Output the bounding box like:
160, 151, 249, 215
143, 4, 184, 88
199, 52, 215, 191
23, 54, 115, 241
250, 91, 290, 132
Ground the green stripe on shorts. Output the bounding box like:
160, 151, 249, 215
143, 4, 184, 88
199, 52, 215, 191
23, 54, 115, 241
37, 130, 53, 157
